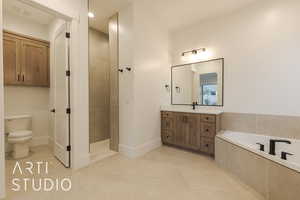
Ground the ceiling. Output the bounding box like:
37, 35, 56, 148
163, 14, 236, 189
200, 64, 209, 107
89, 0, 257, 33
3, 0, 56, 25
89, 0, 133, 33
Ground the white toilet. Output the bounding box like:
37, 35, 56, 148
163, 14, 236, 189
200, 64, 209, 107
5, 115, 33, 159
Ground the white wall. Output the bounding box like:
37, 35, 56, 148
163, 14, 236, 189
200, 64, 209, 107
3, 12, 51, 149
119, 4, 135, 149
0, 0, 5, 198
3, 12, 49, 40
119, 0, 170, 157
171, 0, 300, 116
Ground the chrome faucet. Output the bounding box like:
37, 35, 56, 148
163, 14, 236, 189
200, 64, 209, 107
269, 139, 291, 155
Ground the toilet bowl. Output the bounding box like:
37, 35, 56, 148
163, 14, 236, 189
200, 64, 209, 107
5, 115, 33, 159
8, 130, 33, 159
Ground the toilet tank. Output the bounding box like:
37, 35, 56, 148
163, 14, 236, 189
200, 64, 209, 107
5, 115, 32, 133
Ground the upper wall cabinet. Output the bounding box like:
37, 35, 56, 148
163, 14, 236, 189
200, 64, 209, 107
3, 31, 50, 87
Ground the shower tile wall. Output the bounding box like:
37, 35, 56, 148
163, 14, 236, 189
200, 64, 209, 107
89, 28, 110, 144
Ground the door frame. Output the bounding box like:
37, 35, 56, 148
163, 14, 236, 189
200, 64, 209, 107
0, 0, 90, 198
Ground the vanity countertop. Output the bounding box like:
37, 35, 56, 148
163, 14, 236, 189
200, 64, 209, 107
161, 105, 223, 115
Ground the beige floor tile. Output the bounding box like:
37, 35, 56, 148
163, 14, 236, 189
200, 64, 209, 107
4, 145, 265, 200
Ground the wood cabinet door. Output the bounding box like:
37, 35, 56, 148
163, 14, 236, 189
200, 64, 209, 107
162, 116, 174, 130
174, 113, 201, 150
21, 40, 49, 87
3, 35, 21, 85
186, 114, 201, 150
174, 114, 187, 147
162, 130, 175, 144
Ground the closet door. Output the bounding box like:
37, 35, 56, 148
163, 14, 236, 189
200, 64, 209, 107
21, 40, 49, 87
3, 34, 21, 85
53, 23, 71, 168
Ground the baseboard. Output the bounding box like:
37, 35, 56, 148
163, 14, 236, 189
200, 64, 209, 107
119, 138, 162, 158
0, 190, 5, 200
72, 153, 90, 170
30, 136, 49, 147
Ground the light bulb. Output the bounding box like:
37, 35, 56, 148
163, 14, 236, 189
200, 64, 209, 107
88, 12, 95, 18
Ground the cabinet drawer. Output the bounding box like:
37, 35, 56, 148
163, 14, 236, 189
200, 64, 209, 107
201, 123, 216, 138
200, 137, 214, 155
201, 114, 216, 123
161, 111, 173, 118
162, 130, 174, 144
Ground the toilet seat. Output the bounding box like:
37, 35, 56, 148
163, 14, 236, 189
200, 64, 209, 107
8, 130, 32, 138
8, 130, 32, 144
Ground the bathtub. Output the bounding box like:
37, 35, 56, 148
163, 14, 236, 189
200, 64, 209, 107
217, 131, 300, 173
216, 131, 300, 200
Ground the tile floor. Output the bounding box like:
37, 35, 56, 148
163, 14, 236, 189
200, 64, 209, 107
4, 145, 265, 200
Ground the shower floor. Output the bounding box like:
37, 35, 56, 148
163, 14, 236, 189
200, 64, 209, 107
90, 139, 117, 163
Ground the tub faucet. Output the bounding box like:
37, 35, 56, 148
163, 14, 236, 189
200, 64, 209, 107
269, 139, 291, 156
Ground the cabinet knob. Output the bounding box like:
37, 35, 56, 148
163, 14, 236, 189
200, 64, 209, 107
206, 129, 209, 132
205, 144, 209, 147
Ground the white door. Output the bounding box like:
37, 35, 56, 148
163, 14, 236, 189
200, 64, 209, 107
53, 23, 70, 168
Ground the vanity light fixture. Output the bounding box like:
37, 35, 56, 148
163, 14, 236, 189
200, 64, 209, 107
181, 48, 206, 57
88, 12, 95, 18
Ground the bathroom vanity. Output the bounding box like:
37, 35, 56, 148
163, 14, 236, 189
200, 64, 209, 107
161, 108, 222, 156
163, 58, 224, 156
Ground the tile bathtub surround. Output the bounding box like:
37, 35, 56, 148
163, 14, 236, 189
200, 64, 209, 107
5, 146, 264, 200
215, 137, 300, 200
221, 112, 300, 139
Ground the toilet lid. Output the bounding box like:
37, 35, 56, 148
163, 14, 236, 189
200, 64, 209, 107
8, 130, 33, 138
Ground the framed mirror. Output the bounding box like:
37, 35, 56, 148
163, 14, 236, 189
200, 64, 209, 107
171, 58, 224, 106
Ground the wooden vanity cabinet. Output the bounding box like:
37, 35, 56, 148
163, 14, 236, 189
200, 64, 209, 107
174, 113, 200, 150
161, 112, 175, 144
161, 111, 221, 156
3, 31, 50, 87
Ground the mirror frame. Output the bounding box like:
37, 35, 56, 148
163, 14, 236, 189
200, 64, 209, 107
171, 58, 224, 107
